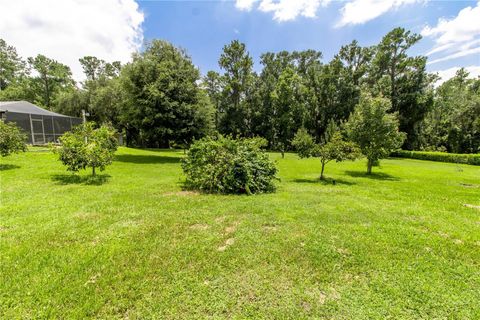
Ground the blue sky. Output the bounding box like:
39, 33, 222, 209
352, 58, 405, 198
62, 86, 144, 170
138, 0, 480, 80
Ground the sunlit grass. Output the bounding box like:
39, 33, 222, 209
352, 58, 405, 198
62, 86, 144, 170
1, 147, 479, 318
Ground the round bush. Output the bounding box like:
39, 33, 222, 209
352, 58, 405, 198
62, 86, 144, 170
181, 136, 278, 194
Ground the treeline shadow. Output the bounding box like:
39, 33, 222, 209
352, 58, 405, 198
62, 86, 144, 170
344, 171, 399, 181
51, 174, 111, 186
0, 164, 20, 171
115, 154, 180, 164
293, 177, 356, 186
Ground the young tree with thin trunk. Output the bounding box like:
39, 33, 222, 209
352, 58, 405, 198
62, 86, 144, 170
292, 128, 360, 180
345, 93, 406, 174
54, 122, 118, 176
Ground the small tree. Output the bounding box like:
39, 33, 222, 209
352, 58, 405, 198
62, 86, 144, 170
345, 93, 406, 174
0, 120, 27, 157
292, 128, 360, 180
55, 122, 118, 176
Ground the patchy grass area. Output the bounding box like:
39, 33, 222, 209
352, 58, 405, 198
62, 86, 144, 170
1, 147, 479, 319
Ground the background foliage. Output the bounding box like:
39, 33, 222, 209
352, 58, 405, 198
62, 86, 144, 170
0, 27, 478, 154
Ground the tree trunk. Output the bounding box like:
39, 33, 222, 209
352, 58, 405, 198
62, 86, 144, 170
92, 166, 96, 176
320, 162, 325, 180
281, 150, 285, 159
367, 159, 373, 174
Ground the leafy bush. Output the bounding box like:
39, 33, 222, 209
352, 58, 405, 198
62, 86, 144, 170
182, 136, 277, 194
54, 122, 118, 175
391, 150, 480, 166
0, 120, 27, 157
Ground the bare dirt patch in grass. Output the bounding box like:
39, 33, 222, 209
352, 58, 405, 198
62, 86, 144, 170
215, 216, 226, 224
218, 238, 235, 251
262, 224, 278, 232
190, 223, 210, 231
224, 221, 240, 235
336, 247, 350, 256
463, 204, 480, 210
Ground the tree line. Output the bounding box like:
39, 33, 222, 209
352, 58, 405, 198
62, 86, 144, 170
1, 27, 479, 153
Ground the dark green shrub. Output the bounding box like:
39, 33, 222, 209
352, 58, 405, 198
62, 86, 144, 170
181, 136, 278, 194
0, 121, 27, 157
391, 150, 480, 166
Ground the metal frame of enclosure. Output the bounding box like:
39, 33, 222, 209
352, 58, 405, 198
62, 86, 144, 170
0, 101, 82, 145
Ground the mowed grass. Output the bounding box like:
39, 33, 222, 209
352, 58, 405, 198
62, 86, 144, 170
1, 147, 479, 319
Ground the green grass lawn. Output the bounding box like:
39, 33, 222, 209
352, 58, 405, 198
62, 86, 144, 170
1, 147, 479, 319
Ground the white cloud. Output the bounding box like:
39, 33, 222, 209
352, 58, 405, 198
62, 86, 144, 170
235, 0, 259, 11
434, 66, 480, 86
336, 0, 421, 27
422, 1, 480, 65
0, 0, 144, 81
235, 0, 330, 22
427, 47, 480, 65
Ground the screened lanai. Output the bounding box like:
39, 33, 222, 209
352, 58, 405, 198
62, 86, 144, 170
0, 101, 82, 145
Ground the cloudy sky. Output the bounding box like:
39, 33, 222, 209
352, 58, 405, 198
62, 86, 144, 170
1, 0, 479, 83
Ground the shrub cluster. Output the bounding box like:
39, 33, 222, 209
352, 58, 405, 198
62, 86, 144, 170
181, 136, 277, 194
0, 121, 27, 157
391, 150, 480, 166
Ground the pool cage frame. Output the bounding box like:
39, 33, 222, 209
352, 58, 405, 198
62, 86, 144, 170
0, 101, 82, 145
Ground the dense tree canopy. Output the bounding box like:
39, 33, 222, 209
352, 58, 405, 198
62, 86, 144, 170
120, 40, 214, 147
420, 69, 480, 153
0, 28, 477, 154
27, 55, 75, 109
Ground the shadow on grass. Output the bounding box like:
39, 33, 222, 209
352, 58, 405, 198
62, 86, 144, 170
293, 177, 356, 186
115, 154, 180, 164
0, 164, 20, 171
344, 170, 399, 181
51, 174, 111, 186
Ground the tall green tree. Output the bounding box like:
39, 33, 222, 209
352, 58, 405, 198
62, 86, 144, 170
345, 93, 406, 174
218, 40, 255, 136
0, 39, 26, 91
68, 56, 124, 124
256, 51, 296, 146
337, 40, 373, 86
420, 69, 480, 153
371, 28, 435, 149
202, 70, 223, 129
120, 40, 213, 147
27, 54, 75, 109
270, 66, 306, 157
303, 58, 356, 141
